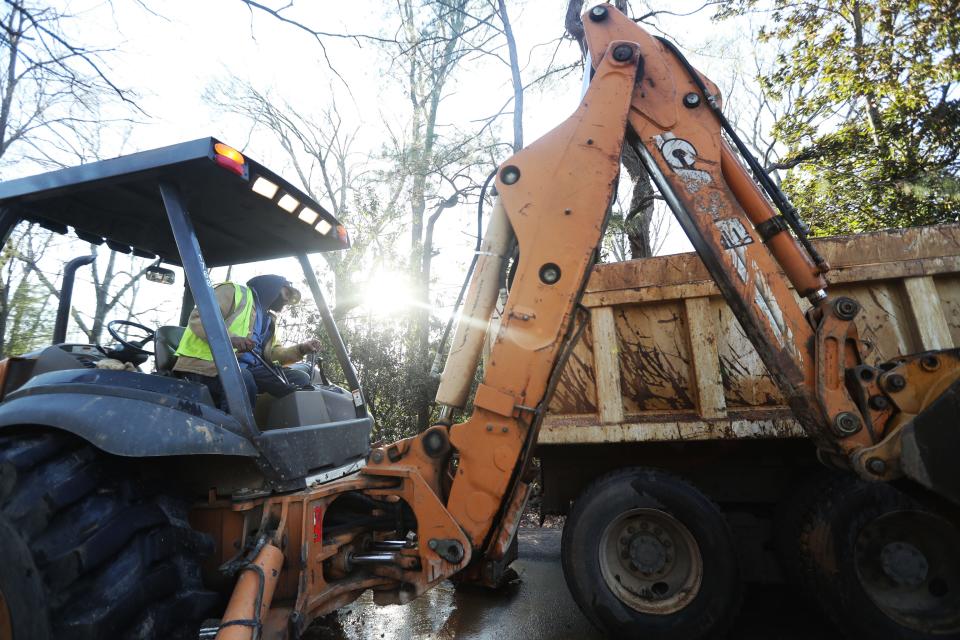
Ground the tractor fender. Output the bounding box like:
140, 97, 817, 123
0, 368, 257, 458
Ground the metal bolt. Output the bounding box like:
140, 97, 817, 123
539, 263, 561, 285
588, 5, 608, 21
486, 424, 493, 432
867, 458, 887, 475
564, 208, 572, 215
612, 44, 634, 62
834, 297, 860, 321
869, 395, 890, 410
500, 165, 521, 185
921, 355, 940, 371
833, 412, 861, 435
683, 92, 701, 108
501, 427, 509, 433
627, 526, 636, 534
886, 374, 907, 392
586, 138, 594, 145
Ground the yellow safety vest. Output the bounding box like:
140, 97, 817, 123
175, 283, 253, 361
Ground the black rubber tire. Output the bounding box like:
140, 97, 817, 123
796, 473, 960, 640
561, 467, 742, 639
773, 466, 842, 596
0, 431, 220, 639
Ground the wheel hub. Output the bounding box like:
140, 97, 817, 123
855, 509, 960, 633
880, 541, 929, 587
628, 534, 668, 575
599, 508, 703, 615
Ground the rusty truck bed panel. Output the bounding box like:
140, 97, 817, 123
540, 224, 960, 444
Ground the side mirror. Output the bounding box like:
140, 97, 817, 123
146, 264, 175, 285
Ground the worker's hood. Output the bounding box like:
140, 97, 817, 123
246, 274, 300, 311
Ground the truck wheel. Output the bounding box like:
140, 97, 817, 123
0, 431, 219, 639
561, 468, 742, 639
798, 474, 960, 639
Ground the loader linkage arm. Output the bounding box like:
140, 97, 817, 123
210, 5, 959, 637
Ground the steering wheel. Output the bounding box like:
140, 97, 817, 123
107, 320, 156, 355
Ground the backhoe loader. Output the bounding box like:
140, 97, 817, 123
0, 4, 956, 639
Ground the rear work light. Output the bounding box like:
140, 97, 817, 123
252, 176, 279, 198
336, 224, 349, 246
299, 207, 319, 225
278, 194, 300, 213
213, 142, 247, 178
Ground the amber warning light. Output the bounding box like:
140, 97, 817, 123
213, 142, 247, 178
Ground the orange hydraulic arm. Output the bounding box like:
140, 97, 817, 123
576, 5, 960, 495
211, 5, 960, 636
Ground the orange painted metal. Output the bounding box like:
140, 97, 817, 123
445, 40, 640, 546
720, 143, 827, 295
199, 6, 960, 635
581, 9, 838, 451
215, 542, 284, 640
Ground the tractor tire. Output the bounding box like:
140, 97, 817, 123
795, 473, 960, 639
0, 430, 220, 640
561, 467, 742, 640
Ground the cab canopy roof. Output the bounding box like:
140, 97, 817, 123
0, 138, 348, 267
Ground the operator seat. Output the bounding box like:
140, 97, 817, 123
154, 325, 185, 374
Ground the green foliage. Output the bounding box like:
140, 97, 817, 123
719, 0, 960, 234
308, 314, 427, 443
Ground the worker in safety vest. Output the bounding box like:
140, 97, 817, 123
173, 275, 321, 408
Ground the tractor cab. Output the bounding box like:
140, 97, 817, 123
0, 138, 371, 492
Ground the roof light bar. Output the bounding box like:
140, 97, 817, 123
251, 176, 279, 199
315, 219, 332, 235
278, 194, 299, 213
299, 207, 319, 225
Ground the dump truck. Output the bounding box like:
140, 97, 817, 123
537, 222, 960, 637
0, 4, 955, 640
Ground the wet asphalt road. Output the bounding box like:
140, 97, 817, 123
303, 528, 842, 640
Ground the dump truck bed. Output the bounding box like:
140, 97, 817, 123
540, 223, 960, 445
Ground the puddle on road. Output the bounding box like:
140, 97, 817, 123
303, 558, 599, 640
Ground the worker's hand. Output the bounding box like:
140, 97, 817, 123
298, 339, 322, 355
231, 336, 256, 353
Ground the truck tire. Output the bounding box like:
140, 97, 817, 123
0, 431, 220, 639
797, 474, 960, 639
561, 467, 742, 639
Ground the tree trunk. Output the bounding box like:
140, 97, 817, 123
621, 144, 655, 259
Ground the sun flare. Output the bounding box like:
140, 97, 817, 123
357, 270, 415, 317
